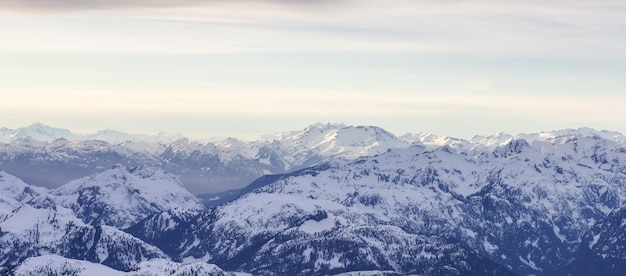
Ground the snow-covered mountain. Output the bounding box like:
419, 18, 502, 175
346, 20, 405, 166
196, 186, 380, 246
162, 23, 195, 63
0, 123, 78, 143
0, 123, 415, 194
0, 171, 47, 220
0, 169, 224, 275
0, 123, 185, 144
1, 125, 626, 275
0, 204, 168, 271
129, 134, 626, 275
31, 165, 204, 229
0, 137, 163, 194
2, 123, 624, 196
270, 123, 409, 165
129, 201, 513, 275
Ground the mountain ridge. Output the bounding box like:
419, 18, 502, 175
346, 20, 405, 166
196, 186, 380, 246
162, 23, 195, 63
1, 130, 625, 274
0, 122, 624, 196
128, 134, 626, 275
2, 122, 623, 147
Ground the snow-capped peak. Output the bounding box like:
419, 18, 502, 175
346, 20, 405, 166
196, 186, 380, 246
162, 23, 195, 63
36, 165, 203, 229
86, 129, 186, 144
474, 127, 625, 148
0, 123, 186, 145
400, 132, 473, 152
274, 123, 409, 161
537, 127, 625, 143
13, 123, 78, 142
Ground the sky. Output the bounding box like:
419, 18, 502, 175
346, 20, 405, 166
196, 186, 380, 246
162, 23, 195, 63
0, 0, 625, 139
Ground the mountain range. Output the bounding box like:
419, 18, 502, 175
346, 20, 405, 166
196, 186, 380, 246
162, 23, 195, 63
1, 123, 624, 196
1, 124, 626, 275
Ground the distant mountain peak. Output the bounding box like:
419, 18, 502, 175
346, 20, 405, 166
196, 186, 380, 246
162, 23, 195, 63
1, 122, 625, 195
308, 122, 347, 129
0, 123, 186, 144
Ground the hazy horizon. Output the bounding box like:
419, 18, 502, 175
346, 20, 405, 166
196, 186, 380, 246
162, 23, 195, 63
1, 121, 625, 142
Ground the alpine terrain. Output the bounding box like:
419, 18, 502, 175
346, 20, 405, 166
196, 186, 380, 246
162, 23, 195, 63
1, 123, 625, 275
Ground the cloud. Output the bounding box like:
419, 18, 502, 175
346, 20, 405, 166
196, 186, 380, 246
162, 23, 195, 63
3, 0, 624, 58
0, 0, 184, 12
0, 0, 338, 13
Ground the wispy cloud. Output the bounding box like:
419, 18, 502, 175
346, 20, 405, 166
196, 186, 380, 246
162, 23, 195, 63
0, 0, 185, 12
0, 0, 337, 13
1, 0, 624, 58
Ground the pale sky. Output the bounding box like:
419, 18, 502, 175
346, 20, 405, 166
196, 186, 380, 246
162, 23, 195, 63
0, 0, 625, 139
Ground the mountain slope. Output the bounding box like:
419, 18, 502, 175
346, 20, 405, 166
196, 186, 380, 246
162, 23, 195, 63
13, 255, 123, 276
1, 123, 624, 195
32, 165, 204, 229
0, 171, 47, 220
555, 206, 626, 276
0, 171, 47, 202
0, 137, 161, 192
130, 133, 626, 275
130, 197, 513, 275
12, 255, 232, 276
0, 204, 168, 271
2, 124, 626, 274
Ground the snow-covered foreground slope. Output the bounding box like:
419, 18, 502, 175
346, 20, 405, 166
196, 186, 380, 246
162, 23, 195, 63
129, 134, 626, 275
0, 168, 233, 275
0, 204, 168, 271
130, 203, 513, 275
12, 255, 232, 276
32, 165, 204, 229
12, 255, 123, 276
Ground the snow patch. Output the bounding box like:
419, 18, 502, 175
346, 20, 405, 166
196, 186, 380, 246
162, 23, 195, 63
299, 216, 336, 234
590, 232, 602, 249
483, 240, 498, 253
